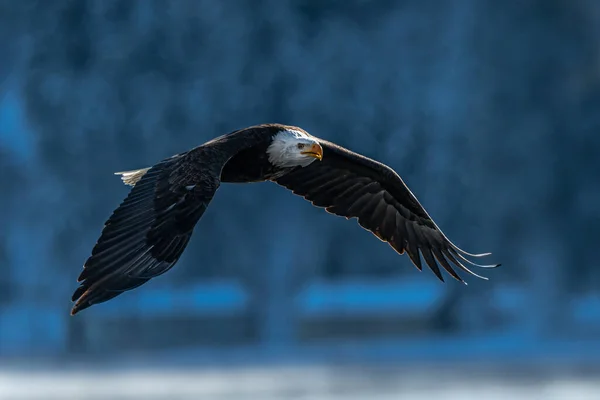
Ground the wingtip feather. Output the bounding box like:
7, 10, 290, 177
449, 248, 501, 269
453, 247, 492, 258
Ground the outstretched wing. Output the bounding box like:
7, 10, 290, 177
274, 139, 499, 282
71, 149, 220, 315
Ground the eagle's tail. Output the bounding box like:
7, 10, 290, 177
114, 168, 151, 186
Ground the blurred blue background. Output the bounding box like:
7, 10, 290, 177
1, 0, 600, 398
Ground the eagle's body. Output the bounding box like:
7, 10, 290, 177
71, 124, 499, 315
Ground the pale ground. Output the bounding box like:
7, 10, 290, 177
1, 363, 600, 400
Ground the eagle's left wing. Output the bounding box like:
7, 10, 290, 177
71, 149, 220, 315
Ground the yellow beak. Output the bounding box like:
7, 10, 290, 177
301, 143, 323, 161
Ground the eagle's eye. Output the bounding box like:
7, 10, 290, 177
297, 143, 306, 149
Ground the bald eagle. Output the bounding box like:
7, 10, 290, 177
70, 124, 499, 315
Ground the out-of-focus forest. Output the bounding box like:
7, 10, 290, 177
0, 0, 599, 366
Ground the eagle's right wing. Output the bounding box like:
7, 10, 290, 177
71, 149, 219, 315
274, 139, 499, 283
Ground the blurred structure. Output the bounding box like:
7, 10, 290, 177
0, 1, 600, 397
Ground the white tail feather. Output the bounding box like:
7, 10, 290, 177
114, 168, 150, 186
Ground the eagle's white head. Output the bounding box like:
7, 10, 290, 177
267, 129, 323, 168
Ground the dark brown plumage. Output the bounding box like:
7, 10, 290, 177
71, 124, 499, 315
275, 138, 498, 282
